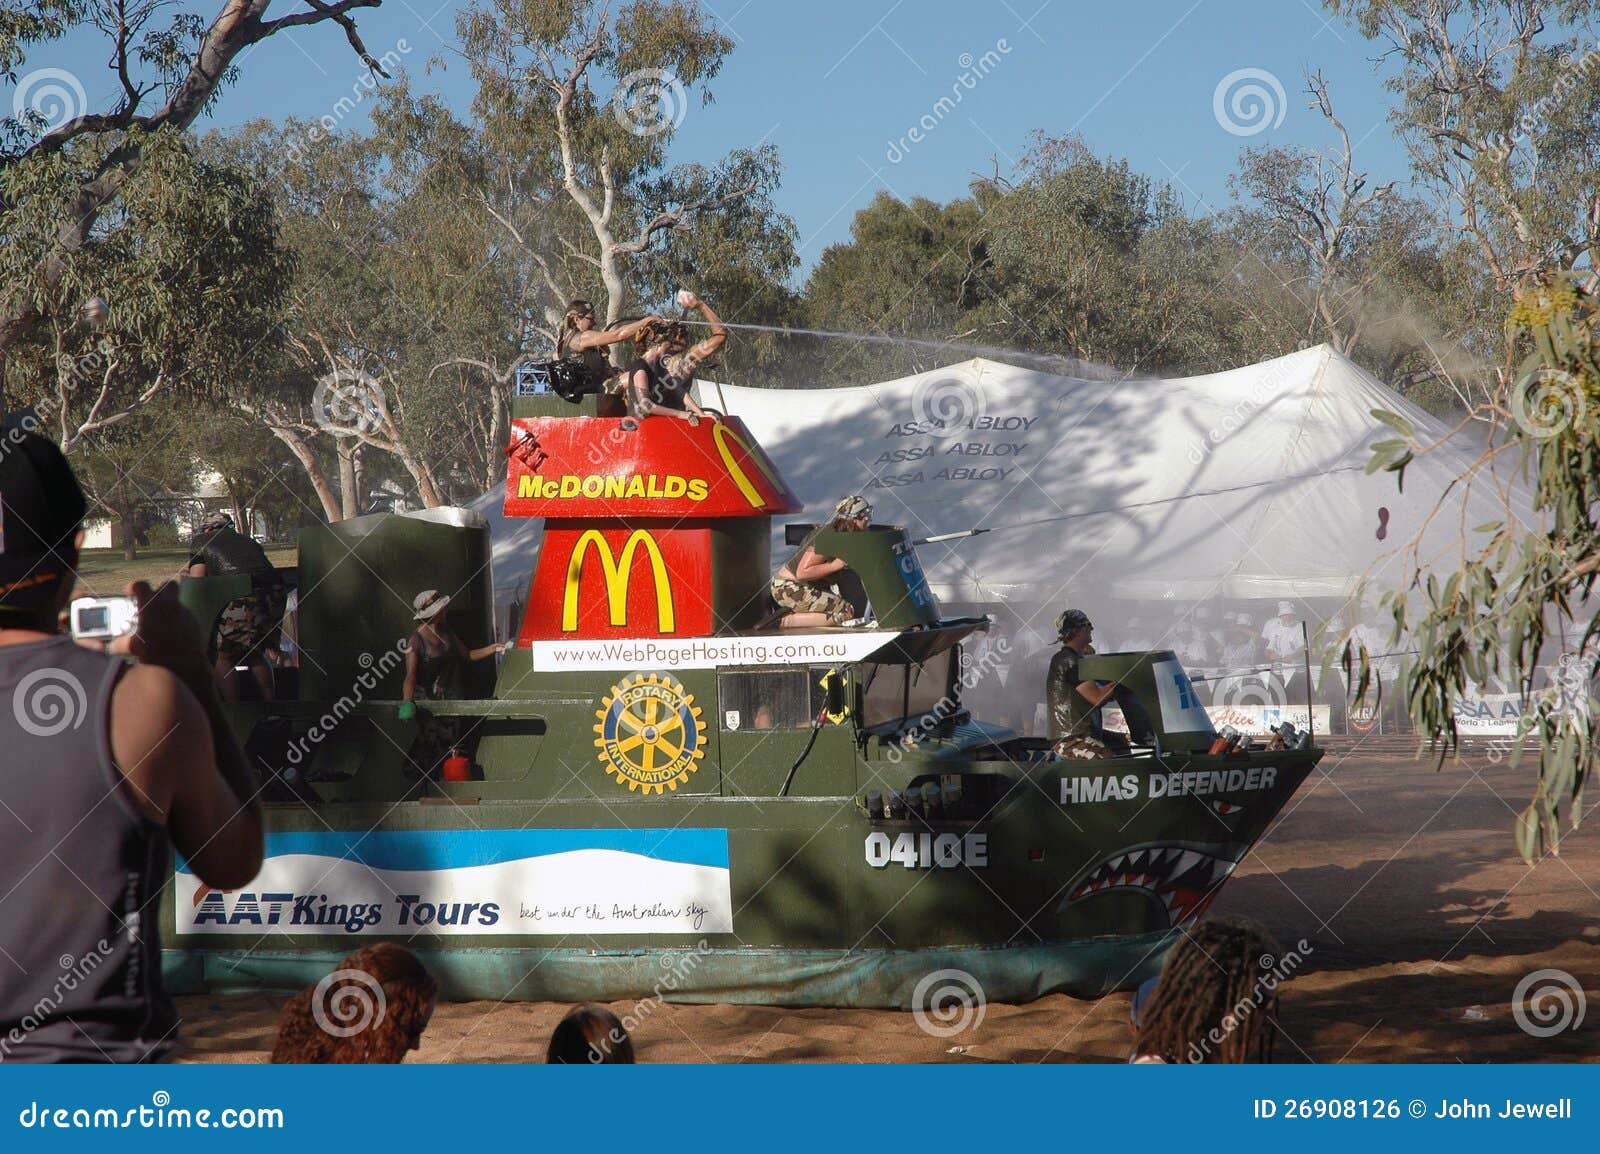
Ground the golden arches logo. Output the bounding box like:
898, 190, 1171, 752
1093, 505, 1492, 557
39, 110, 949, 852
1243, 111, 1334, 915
711, 423, 785, 509
562, 530, 675, 633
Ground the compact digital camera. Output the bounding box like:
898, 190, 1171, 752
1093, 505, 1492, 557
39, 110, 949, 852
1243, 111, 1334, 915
69, 596, 138, 642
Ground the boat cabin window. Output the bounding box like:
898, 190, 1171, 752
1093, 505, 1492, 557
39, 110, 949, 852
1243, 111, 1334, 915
860, 649, 957, 732
717, 669, 827, 731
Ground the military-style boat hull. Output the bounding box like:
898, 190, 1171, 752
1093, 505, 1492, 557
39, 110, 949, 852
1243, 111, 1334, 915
162, 410, 1322, 1006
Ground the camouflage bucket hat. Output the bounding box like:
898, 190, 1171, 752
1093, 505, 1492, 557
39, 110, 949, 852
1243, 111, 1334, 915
1055, 608, 1092, 637
835, 495, 872, 521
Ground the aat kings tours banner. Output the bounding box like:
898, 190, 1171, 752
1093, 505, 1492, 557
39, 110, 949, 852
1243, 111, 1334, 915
174, 829, 734, 937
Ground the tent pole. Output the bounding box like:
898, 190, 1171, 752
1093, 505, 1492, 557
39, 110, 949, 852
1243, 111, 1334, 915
1301, 620, 1314, 744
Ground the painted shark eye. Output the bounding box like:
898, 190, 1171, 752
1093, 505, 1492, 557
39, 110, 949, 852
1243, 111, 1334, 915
1208, 798, 1245, 816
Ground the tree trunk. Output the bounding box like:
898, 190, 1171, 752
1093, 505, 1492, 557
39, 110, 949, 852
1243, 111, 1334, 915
393, 441, 445, 508
485, 392, 506, 492
337, 437, 360, 520
269, 425, 341, 522
352, 443, 367, 515
117, 481, 138, 562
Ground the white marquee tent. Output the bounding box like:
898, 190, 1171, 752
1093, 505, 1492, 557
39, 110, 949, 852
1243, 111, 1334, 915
474, 345, 1536, 632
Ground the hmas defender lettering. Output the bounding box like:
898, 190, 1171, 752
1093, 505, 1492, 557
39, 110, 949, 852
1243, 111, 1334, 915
864, 832, 987, 869
1059, 766, 1279, 805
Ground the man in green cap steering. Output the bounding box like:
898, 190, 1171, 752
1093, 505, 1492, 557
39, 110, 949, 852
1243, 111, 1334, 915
1047, 608, 1130, 757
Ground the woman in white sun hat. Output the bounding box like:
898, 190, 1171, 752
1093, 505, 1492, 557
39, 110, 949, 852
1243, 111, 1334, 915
400, 589, 508, 710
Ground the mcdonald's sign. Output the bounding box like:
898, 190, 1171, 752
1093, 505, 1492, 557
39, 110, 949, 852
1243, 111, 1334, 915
502, 415, 798, 519
563, 529, 675, 633
518, 525, 711, 641
711, 422, 787, 510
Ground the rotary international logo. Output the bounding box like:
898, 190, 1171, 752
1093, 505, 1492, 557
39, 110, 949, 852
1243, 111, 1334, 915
594, 673, 706, 793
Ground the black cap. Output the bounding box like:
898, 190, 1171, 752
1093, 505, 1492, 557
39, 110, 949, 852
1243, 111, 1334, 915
0, 415, 86, 610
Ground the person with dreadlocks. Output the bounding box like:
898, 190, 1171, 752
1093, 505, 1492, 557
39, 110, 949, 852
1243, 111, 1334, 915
619, 290, 725, 430
554, 299, 662, 417
1131, 916, 1283, 1063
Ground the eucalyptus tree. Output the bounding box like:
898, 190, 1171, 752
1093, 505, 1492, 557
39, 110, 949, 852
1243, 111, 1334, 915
455, 0, 788, 332
0, 0, 388, 363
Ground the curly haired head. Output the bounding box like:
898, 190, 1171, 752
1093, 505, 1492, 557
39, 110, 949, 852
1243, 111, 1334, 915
271, 943, 439, 1064
1134, 916, 1281, 1063
546, 1004, 635, 1064
634, 318, 690, 354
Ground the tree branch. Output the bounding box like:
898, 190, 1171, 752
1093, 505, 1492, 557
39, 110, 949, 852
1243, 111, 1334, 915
255, 0, 390, 76
1, 0, 388, 357
610, 176, 759, 257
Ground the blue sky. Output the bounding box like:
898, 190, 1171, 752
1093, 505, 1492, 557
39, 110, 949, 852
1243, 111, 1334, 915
17, 0, 1412, 275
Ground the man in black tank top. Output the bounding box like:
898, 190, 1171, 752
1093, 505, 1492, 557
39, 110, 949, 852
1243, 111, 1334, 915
0, 425, 263, 1062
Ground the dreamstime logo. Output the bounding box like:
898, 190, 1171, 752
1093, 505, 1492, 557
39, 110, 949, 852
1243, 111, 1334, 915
911, 968, 986, 1038
1512, 968, 1585, 1038
56, 348, 109, 391
12, 668, 88, 738
909, 374, 986, 438
612, 68, 688, 137
1212, 672, 1288, 713
1555, 652, 1595, 718
886, 635, 1011, 763
1181, 939, 1313, 1062
312, 367, 386, 435
1185, 359, 1295, 464
284, 641, 409, 767
885, 38, 1012, 163
600, 940, 713, 1060
0, 939, 112, 1061
311, 968, 387, 1039
11, 67, 88, 132
1212, 68, 1286, 137
1485, 44, 1600, 161
1511, 368, 1586, 439
284, 40, 413, 165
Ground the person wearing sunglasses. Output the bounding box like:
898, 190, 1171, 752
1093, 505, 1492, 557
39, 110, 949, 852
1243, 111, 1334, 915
555, 299, 662, 417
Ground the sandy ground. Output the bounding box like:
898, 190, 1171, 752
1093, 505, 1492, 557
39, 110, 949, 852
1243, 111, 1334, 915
173, 745, 1600, 1063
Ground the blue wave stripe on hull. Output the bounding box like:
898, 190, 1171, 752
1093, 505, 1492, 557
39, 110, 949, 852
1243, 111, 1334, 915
176, 828, 730, 875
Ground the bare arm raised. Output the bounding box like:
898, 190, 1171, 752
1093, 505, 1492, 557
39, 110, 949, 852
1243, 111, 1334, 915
109, 581, 263, 890
678, 292, 727, 367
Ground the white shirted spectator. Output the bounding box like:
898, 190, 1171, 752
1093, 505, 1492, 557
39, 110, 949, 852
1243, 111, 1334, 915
1221, 613, 1258, 668
1262, 601, 1304, 661
1122, 616, 1154, 652
1350, 610, 1401, 683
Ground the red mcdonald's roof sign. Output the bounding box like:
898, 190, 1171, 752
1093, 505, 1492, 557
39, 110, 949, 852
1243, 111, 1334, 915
503, 416, 801, 519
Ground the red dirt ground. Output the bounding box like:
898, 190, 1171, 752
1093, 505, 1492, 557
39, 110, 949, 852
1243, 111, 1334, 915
174, 746, 1600, 1063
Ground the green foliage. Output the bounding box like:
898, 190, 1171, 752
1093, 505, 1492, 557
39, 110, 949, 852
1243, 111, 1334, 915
1356, 275, 1600, 859
795, 132, 1460, 385
69, 397, 198, 560
1328, 0, 1600, 294
180, 402, 323, 539
800, 192, 991, 382
0, 0, 91, 81
1, 128, 291, 441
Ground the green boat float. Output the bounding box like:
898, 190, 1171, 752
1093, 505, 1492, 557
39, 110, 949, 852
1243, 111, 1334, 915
164, 395, 1321, 1007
